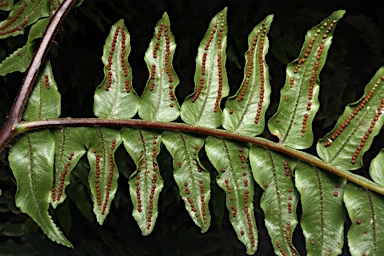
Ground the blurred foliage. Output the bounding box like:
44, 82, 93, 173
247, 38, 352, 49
0, 0, 383, 255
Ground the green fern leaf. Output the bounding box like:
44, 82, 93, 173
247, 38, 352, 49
370, 149, 384, 186
317, 68, 384, 170
121, 128, 164, 236
50, 128, 86, 208
268, 10, 345, 149
8, 130, 72, 247
0, 0, 50, 39
181, 8, 229, 128
295, 162, 346, 255
205, 137, 258, 255
0, 17, 49, 76
93, 19, 139, 119
222, 15, 273, 136
23, 61, 61, 121
344, 183, 384, 256
84, 128, 122, 224
138, 12, 180, 122
162, 131, 211, 232
0, 45, 29, 75
0, 0, 14, 11
249, 147, 299, 255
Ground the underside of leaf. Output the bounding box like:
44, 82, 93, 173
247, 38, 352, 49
139, 12, 180, 122
344, 183, 384, 256
181, 7, 229, 128
50, 127, 86, 208
94, 19, 139, 119
222, 15, 273, 136
162, 131, 211, 232
84, 127, 122, 224
122, 128, 164, 235
317, 68, 384, 170
268, 10, 345, 149
23, 61, 61, 121
8, 130, 72, 247
0, 0, 50, 39
205, 137, 258, 255
295, 162, 346, 255
249, 147, 299, 255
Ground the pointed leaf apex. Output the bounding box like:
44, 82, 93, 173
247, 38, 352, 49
162, 12, 169, 20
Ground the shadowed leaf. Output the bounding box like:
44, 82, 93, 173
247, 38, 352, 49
23, 61, 61, 121
0, 0, 50, 39
8, 130, 72, 247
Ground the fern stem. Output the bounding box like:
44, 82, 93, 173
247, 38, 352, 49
0, 0, 76, 153
16, 118, 384, 196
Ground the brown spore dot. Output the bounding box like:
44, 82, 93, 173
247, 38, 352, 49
333, 192, 338, 197
356, 219, 361, 224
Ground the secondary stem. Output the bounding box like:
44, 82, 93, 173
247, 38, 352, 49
15, 118, 384, 196
0, 0, 76, 153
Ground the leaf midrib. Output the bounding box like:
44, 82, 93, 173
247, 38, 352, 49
282, 57, 312, 142
366, 190, 378, 255
233, 42, 260, 133
314, 167, 325, 250
265, 150, 286, 248
329, 90, 383, 163
153, 38, 165, 121
25, 134, 49, 229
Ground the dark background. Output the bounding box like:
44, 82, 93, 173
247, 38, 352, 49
1, 0, 384, 255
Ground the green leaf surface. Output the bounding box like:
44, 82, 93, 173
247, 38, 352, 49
295, 162, 346, 256
26, 17, 49, 52
0, 0, 50, 39
0, 44, 29, 75
249, 147, 299, 255
94, 19, 139, 119
181, 8, 229, 128
268, 10, 345, 149
84, 128, 122, 224
50, 128, 86, 208
370, 149, 384, 186
0, 0, 14, 11
121, 128, 164, 236
344, 183, 384, 256
23, 61, 61, 121
222, 15, 273, 136
138, 13, 180, 122
0, 17, 49, 76
162, 131, 211, 232
317, 68, 384, 170
205, 137, 258, 255
8, 130, 72, 247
